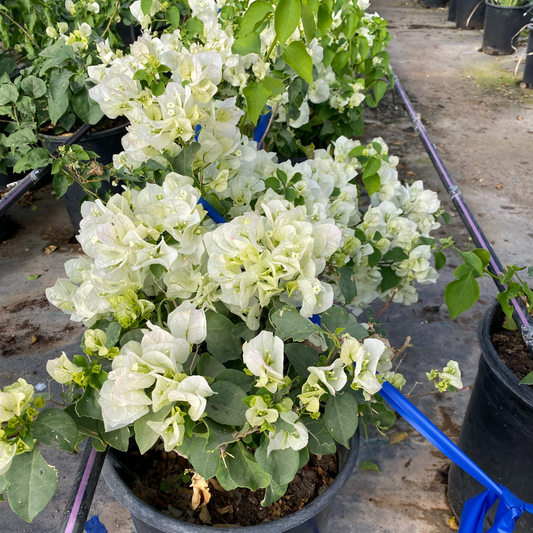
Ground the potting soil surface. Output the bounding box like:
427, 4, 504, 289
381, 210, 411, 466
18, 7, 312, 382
492, 329, 533, 385
1, 0, 533, 531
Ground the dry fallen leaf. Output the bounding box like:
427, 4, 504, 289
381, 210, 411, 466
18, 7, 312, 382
44, 245, 58, 254
199, 505, 211, 524
209, 478, 226, 493
406, 171, 417, 177
393, 141, 405, 145
495, 184, 503, 190
31, 335, 37, 345
191, 473, 211, 510
216, 504, 233, 515
517, 116, 524, 121
88, 160, 105, 177
389, 431, 409, 445
448, 516, 459, 530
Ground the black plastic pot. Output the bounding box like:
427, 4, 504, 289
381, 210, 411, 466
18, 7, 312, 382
41, 123, 127, 232
482, 2, 532, 55
424, 0, 447, 8
456, 0, 486, 29
448, 303, 533, 531
117, 21, 142, 47
523, 24, 533, 84
449, 0, 458, 20
103, 431, 360, 533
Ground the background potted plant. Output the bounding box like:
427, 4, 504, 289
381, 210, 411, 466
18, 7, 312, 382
445, 262, 533, 531
482, 0, 533, 56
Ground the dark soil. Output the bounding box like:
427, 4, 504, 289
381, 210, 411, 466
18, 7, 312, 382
38, 116, 129, 137
491, 328, 533, 387
120, 443, 338, 527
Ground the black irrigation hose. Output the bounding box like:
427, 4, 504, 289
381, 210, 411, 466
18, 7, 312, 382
61, 444, 107, 533
0, 123, 93, 217
391, 69, 533, 354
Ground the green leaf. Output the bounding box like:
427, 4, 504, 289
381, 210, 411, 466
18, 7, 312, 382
379, 266, 402, 292
27, 274, 41, 280
434, 250, 446, 271
99, 423, 130, 452
301, 4, 316, 42
332, 50, 349, 71
50, 69, 73, 98
6, 449, 58, 523
472, 248, 491, 269
302, 417, 336, 455
520, 371, 533, 385
53, 173, 69, 198
72, 86, 104, 125
119, 328, 144, 346
215, 462, 238, 491
13, 148, 52, 173
270, 306, 321, 341
238, 1, 274, 37
445, 273, 480, 319
149, 263, 165, 279
205, 311, 242, 363
373, 80, 388, 103
243, 81, 272, 126
0, 83, 18, 104
368, 247, 382, 268
324, 393, 358, 448
363, 399, 395, 431
232, 32, 262, 55
255, 438, 300, 485
285, 343, 320, 378
262, 76, 286, 96
215, 369, 254, 392
204, 419, 238, 452
457, 250, 484, 278
197, 353, 226, 379
183, 16, 204, 36
32, 408, 78, 452
261, 480, 288, 506
339, 265, 357, 304
382, 247, 409, 262
189, 437, 222, 479
283, 41, 313, 84
141, 0, 152, 16
134, 405, 173, 454
275, 0, 301, 46
166, 5, 181, 26
168, 142, 200, 177
363, 174, 381, 196
5, 127, 36, 147
496, 282, 521, 318
226, 442, 271, 491
75, 387, 103, 420
360, 460, 380, 473
104, 321, 122, 348
317, 4, 332, 33
20, 76, 46, 98
205, 381, 247, 426
321, 306, 367, 340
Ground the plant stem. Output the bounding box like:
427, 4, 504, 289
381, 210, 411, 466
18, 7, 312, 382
258, 102, 279, 149
0, 11, 37, 46
375, 288, 398, 320
102, 0, 121, 38
264, 37, 278, 63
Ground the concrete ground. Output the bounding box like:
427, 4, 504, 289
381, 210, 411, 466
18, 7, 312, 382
1, 1, 532, 531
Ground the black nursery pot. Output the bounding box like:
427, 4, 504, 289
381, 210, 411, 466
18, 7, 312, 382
523, 24, 533, 84
482, 2, 532, 55
449, 0, 458, 21
456, 0, 486, 29
103, 432, 360, 533
424, 0, 447, 9
42, 123, 127, 232
448, 303, 533, 532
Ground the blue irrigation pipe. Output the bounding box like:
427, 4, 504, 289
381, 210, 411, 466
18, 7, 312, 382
391, 69, 533, 353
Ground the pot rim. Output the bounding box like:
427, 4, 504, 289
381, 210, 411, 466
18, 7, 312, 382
484, 0, 533, 9
39, 122, 129, 142
103, 430, 360, 533
478, 302, 533, 408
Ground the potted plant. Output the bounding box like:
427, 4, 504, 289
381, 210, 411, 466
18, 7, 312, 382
446, 263, 533, 531
0, 25, 473, 527
456, 0, 487, 29
482, 0, 533, 55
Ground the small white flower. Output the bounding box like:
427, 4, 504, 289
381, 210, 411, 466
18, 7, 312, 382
243, 331, 284, 393
46, 352, 84, 384
267, 411, 308, 455
307, 359, 347, 395
167, 301, 207, 345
